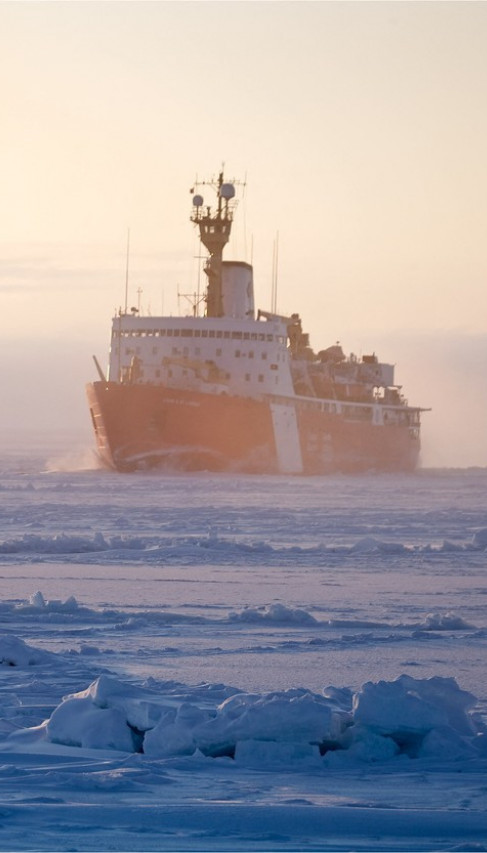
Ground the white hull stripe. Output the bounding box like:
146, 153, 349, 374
270, 402, 303, 474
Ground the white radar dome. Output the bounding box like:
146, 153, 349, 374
220, 183, 235, 200
192, 194, 204, 207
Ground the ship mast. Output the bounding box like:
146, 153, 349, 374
190, 171, 236, 318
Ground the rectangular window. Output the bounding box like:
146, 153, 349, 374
224, 331, 230, 339
270, 364, 278, 370
167, 329, 173, 336
231, 331, 242, 340
181, 329, 193, 337
194, 329, 201, 337
251, 333, 258, 340
173, 329, 180, 337
243, 332, 250, 340
209, 330, 215, 338
245, 373, 251, 381
266, 334, 273, 342
258, 374, 264, 382
216, 348, 222, 356
202, 330, 208, 338
216, 330, 223, 338
249, 351, 254, 359
262, 352, 267, 360
235, 350, 241, 358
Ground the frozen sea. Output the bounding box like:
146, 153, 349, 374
0, 437, 486, 851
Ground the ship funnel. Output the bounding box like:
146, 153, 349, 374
221, 262, 254, 319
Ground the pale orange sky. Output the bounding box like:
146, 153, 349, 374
0, 1, 486, 464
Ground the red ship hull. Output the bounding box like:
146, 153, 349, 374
87, 381, 420, 474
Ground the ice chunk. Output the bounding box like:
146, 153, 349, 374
47, 697, 136, 752
472, 528, 487, 548
65, 675, 164, 732
195, 689, 345, 757
235, 739, 321, 768
418, 725, 478, 760
29, 591, 46, 608
324, 725, 399, 766
353, 675, 477, 751
0, 634, 51, 667
144, 703, 211, 758
229, 603, 317, 625
422, 612, 473, 631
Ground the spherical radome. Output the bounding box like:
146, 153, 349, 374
220, 183, 235, 200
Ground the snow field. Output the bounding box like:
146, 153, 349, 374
0, 456, 485, 849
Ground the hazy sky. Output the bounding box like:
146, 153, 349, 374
1, 1, 486, 465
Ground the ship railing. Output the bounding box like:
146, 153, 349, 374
267, 391, 425, 424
